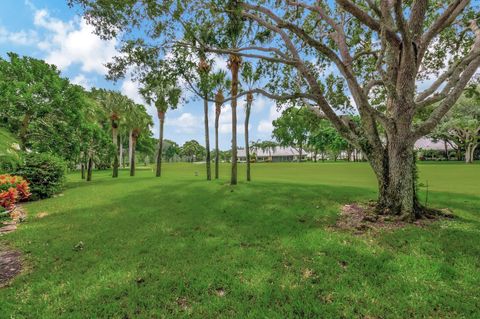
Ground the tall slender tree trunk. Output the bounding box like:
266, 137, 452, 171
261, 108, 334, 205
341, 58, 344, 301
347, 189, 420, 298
245, 92, 252, 181
119, 135, 124, 168
112, 123, 119, 178
204, 95, 211, 180
156, 111, 165, 177
81, 160, 85, 180
130, 133, 137, 176
86, 155, 93, 181
299, 143, 303, 162
228, 54, 241, 185
128, 130, 133, 167
214, 90, 223, 180
444, 140, 449, 161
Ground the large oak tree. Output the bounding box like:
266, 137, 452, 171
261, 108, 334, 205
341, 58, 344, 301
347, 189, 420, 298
70, 0, 480, 220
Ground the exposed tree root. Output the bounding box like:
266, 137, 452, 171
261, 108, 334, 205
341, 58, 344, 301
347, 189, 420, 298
336, 202, 454, 234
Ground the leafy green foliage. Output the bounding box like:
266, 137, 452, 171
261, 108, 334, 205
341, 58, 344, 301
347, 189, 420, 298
272, 106, 315, 151
0, 127, 22, 173
180, 140, 206, 161
0, 53, 85, 163
15, 153, 67, 200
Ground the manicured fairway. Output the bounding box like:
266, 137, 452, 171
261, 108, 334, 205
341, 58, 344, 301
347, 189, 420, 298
1, 162, 479, 318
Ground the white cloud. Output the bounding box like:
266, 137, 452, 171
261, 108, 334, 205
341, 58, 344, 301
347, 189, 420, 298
252, 95, 269, 113
0, 27, 38, 46
257, 103, 282, 134
212, 55, 228, 72
168, 112, 202, 134
211, 101, 247, 135
121, 77, 144, 105
71, 74, 93, 89
33, 9, 118, 75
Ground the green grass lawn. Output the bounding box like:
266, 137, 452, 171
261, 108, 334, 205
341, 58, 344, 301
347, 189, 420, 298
1, 162, 479, 318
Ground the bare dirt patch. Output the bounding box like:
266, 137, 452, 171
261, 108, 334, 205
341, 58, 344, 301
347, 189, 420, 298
0, 249, 22, 288
335, 203, 451, 234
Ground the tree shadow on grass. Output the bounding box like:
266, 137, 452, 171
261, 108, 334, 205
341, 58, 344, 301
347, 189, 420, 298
2, 179, 479, 318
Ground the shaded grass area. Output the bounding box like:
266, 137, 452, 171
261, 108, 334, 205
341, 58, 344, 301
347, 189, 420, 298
0, 162, 479, 318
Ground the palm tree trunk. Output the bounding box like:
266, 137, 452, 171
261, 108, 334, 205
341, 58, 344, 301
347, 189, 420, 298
245, 93, 252, 181
229, 54, 241, 185
120, 135, 124, 168
156, 111, 165, 177
128, 130, 133, 167
112, 126, 119, 178
130, 137, 136, 176
215, 90, 223, 180
204, 95, 211, 180
215, 112, 220, 179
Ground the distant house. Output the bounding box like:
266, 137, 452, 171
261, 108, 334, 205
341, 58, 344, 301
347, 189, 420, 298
414, 137, 455, 151
238, 146, 307, 162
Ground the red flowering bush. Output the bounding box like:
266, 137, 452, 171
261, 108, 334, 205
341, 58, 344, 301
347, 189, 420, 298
0, 174, 31, 211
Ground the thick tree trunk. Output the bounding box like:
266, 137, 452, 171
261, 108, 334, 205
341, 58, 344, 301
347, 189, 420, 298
370, 139, 421, 221
204, 96, 211, 180
245, 93, 252, 182
86, 156, 93, 181
112, 124, 119, 178
130, 138, 136, 176
156, 111, 165, 177
465, 143, 477, 163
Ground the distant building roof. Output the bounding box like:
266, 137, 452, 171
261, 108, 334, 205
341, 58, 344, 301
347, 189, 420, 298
414, 137, 455, 151
238, 146, 306, 157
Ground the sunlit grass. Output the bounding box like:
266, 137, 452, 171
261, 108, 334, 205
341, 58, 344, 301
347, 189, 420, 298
1, 162, 479, 318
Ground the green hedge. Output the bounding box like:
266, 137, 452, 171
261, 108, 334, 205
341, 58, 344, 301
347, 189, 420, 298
15, 153, 67, 200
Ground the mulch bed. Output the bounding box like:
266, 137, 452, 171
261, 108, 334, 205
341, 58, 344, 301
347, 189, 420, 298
0, 205, 26, 288
335, 203, 451, 234
0, 249, 22, 288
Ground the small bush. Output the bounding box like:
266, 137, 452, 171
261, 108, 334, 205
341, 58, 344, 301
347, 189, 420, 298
0, 174, 31, 211
15, 153, 67, 200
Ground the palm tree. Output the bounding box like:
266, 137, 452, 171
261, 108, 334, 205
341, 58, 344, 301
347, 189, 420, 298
224, 2, 245, 185
212, 70, 229, 179
92, 89, 130, 178
198, 57, 213, 180
125, 104, 153, 176
240, 62, 261, 181
140, 71, 181, 177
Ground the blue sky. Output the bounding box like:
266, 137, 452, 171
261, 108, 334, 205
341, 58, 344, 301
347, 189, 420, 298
0, 0, 279, 150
